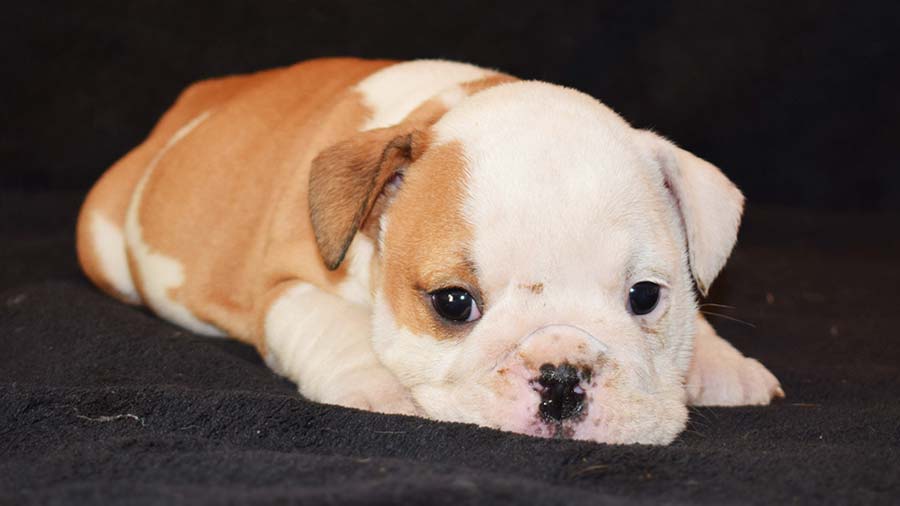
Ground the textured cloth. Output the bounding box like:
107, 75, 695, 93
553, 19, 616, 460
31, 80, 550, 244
4, 1, 899, 503
1, 191, 898, 505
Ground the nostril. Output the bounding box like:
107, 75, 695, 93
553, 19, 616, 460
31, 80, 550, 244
537, 363, 586, 422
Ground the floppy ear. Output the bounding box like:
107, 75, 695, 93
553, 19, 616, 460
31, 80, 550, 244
640, 131, 745, 296
308, 126, 428, 270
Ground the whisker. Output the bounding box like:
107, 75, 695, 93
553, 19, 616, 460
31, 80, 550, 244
686, 418, 710, 430
699, 303, 736, 310
688, 406, 709, 420
689, 407, 721, 421
700, 310, 757, 328
687, 407, 712, 423
681, 428, 707, 438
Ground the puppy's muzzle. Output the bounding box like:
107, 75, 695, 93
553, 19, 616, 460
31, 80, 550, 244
494, 324, 606, 423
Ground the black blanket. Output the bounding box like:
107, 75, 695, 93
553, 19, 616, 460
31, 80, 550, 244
2, 192, 898, 505
3, 1, 900, 504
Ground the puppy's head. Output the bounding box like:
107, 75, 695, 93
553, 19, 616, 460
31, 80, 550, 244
309, 81, 743, 444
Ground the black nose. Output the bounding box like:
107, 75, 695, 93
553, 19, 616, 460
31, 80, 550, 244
537, 363, 586, 422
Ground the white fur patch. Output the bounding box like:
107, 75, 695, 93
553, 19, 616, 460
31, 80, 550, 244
264, 283, 318, 383
124, 110, 224, 337
265, 283, 382, 402
336, 235, 375, 306
90, 212, 140, 304
686, 316, 782, 406
356, 60, 494, 131
377, 214, 391, 252
370, 289, 463, 387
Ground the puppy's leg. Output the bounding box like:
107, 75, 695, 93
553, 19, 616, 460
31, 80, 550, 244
686, 315, 784, 406
263, 282, 419, 415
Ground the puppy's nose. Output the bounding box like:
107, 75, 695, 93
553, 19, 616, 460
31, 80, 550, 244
537, 363, 586, 421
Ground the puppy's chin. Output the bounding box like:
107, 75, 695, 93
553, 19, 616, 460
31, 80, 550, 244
410, 371, 687, 445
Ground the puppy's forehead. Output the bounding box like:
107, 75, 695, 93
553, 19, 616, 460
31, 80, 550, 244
432, 81, 665, 292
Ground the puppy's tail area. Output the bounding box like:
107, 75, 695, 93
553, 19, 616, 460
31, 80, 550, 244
76, 73, 257, 304
76, 144, 147, 305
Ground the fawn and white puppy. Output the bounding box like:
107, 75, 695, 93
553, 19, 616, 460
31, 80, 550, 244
77, 59, 783, 444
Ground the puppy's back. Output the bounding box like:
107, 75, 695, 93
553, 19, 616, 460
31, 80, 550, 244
75, 58, 392, 323
76, 70, 267, 304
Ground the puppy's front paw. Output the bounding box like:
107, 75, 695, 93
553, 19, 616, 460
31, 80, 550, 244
324, 368, 420, 416
686, 343, 784, 407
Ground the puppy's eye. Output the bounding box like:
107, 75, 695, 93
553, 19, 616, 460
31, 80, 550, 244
430, 288, 481, 323
628, 281, 660, 315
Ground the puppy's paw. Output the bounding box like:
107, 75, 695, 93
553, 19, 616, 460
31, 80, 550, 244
325, 369, 420, 416
686, 344, 784, 407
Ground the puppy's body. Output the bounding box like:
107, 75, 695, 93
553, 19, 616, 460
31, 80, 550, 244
78, 58, 782, 444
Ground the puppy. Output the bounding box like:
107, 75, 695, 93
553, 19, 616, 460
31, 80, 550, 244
77, 58, 783, 444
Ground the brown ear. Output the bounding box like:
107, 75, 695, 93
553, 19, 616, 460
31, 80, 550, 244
308, 126, 428, 270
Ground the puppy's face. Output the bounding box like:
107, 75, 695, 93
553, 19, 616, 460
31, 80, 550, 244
311, 81, 743, 444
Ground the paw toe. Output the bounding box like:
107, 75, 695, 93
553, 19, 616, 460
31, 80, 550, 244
740, 358, 783, 405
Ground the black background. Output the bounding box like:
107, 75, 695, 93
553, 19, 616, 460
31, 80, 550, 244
3, 0, 899, 210
3, 2, 900, 505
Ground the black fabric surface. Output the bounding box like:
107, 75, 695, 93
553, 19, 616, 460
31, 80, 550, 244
2, 191, 899, 505
3, 1, 900, 504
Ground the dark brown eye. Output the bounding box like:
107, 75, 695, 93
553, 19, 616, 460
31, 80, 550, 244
628, 281, 660, 315
430, 288, 481, 323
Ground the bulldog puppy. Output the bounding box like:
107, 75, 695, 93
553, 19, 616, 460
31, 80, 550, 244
77, 58, 783, 444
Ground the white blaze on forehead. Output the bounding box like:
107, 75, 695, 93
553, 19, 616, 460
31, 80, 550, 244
433, 81, 656, 295
355, 60, 495, 131
124, 110, 224, 337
